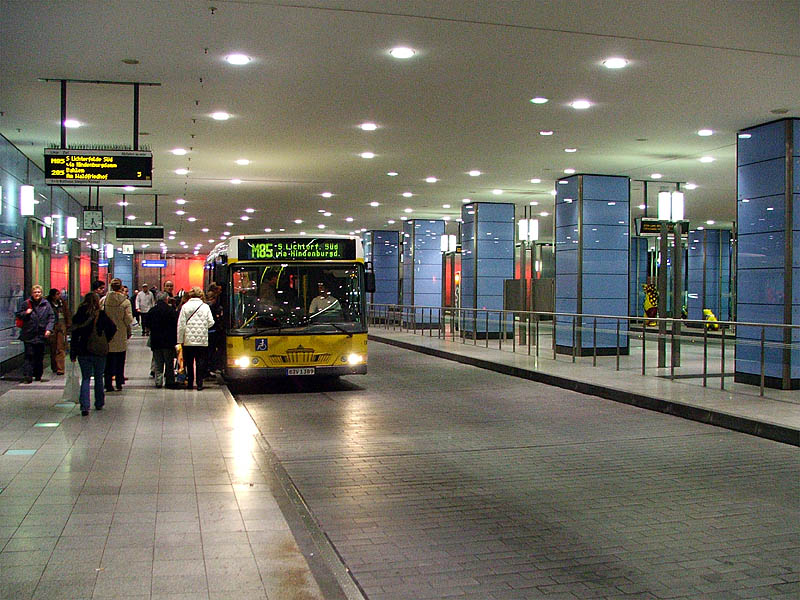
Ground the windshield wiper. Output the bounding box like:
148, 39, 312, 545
325, 322, 352, 337
243, 326, 282, 339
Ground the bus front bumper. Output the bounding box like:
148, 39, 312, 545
224, 364, 367, 379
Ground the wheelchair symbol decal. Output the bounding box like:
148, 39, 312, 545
255, 338, 268, 351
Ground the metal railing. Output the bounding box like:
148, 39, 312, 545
368, 304, 800, 398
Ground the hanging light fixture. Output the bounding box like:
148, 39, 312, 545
518, 218, 539, 242
105, 243, 114, 258
658, 190, 685, 221
20, 185, 35, 216
671, 191, 684, 221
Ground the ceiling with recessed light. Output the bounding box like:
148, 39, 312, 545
2, 0, 799, 253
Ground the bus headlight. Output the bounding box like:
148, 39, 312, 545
235, 356, 250, 368
347, 353, 363, 365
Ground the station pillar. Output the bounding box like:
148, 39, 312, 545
460, 202, 515, 339
735, 118, 799, 389
363, 230, 400, 308
687, 229, 731, 322
554, 174, 630, 355
402, 220, 444, 328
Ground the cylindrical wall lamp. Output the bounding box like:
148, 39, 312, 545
20, 185, 35, 216
66, 216, 78, 239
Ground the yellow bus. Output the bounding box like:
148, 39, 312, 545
205, 234, 374, 379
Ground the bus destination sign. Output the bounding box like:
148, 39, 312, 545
44, 149, 153, 186
239, 237, 356, 261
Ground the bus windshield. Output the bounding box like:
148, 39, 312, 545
228, 263, 366, 334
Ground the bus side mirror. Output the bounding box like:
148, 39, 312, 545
365, 270, 376, 294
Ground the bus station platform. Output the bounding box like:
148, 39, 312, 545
368, 329, 800, 447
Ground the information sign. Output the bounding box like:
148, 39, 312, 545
238, 237, 356, 261
44, 149, 152, 186
141, 259, 167, 268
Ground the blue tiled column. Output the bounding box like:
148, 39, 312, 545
736, 118, 799, 389
555, 174, 630, 355
113, 252, 134, 293
460, 202, 514, 338
630, 237, 649, 317
687, 229, 731, 322
402, 220, 444, 327
363, 230, 399, 306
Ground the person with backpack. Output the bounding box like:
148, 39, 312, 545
101, 278, 133, 392
15, 285, 55, 384
70, 292, 117, 416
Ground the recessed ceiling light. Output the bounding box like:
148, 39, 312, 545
294, 219, 303, 224
320, 192, 333, 198
738, 133, 752, 139
264, 228, 272, 233
360, 152, 375, 159
187, 217, 197, 222
529, 201, 539, 206
697, 129, 714, 136
324, 212, 332, 217
211, 111, 230, 121
404, 208, 413, 213
168, 235, 175, 240
492, 189, 503, 195
530, 97, 549, 104
230, 179, 242, 184
202, 228, 209, 233
175, 210, 185, 215
651, 173, 662, 179
685, 183, 698, 190
208, 239, 215, 244
539, 212, 549, 217
425, 177, 438, 183
345, 217, 354, 222
126, 215, 136, 220
564, 148, 577, 153
370, 202, 380, 207
245, 208, 255, 213
564, 168, 576, 174
530, 178, 541, 183
226, 222, 233, 226
539, 130, 554, 136
697, 226, 705, 230
706, 220, 715, 225
123, 186, 136, 191
171, 148, 187, 155
175, 198, 187, 204
387, 171, 398, 177
698, 156, 715, 163
402, 192, 413, 197
318, 224, 326, 229
360, 122, 378, 131
144, 221, 153, 226
468, 170, 481, 177
235, 158, 250, 165
63, 119, 82, 128
387, 219, 395, 224
570, 99, 592, 109
240, 215, 250, 221
462, 198, 471, 203
223, 231, 230, 235
442, 204, 450, 209
389, 46, 415, 59
175, 168, 189, 175
225, 53, 251, 65
638, 204, 647, 210
169, 230, 176, 235
602, 57, 628, 69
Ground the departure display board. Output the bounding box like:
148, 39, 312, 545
44, 149, 153, 186
238, 237, 356, 261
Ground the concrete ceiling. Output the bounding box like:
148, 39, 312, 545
2, 0, 799, 253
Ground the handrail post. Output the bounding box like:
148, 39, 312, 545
616, 319, 620, 372
760, 326, 766, 397
720, 326, 726, 390
703, 324, 708, 387
642, 324, 646, 376
572, 315, 577, 363
670, 318, 675, 380
499, 311, 504, 351
485, 311, 489, 348
593, 317, 597, 367
535, 315, 539, 357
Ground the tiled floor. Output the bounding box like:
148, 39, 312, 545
0, 336, 325, 600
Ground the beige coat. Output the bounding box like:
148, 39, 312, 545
102, 291, 133, 353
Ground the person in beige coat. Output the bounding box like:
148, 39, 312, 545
101, 278, 133, 391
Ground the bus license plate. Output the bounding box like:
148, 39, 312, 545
287, 367, 315, 376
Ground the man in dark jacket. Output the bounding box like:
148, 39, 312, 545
148, 291, 179, 388
16, 285, 55, 383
